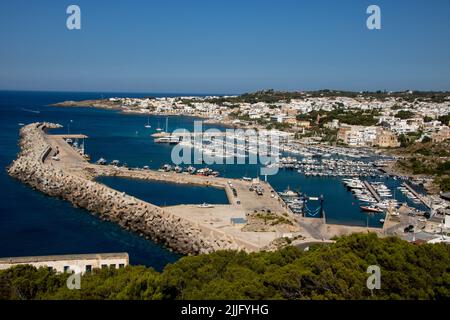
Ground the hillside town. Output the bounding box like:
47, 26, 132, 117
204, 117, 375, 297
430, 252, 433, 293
104, 90, 450, 148
56, 90, 450, 195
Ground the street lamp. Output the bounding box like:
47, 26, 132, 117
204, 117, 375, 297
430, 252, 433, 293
68, 120, 73, 134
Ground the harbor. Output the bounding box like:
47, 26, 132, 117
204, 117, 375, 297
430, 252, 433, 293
3, 92, 449, 267
9, 121, 415, 257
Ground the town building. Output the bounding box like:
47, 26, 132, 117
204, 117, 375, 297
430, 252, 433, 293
431, 126, 450, 143
0, 253, 129, 273
373, 130, 400, 148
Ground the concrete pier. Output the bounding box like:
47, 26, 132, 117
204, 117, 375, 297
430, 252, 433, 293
363, 181, 382, 202
402, 182, 431, 209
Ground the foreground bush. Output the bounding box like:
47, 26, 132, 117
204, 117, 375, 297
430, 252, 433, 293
1, 234, 449, 300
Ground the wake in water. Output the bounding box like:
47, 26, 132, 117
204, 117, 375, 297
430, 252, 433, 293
21, 108, 40, 114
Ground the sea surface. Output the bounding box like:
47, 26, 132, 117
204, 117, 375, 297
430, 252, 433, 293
0, 91, 426, 269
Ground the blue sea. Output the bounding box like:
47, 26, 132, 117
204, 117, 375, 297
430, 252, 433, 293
0, 91, 426, 269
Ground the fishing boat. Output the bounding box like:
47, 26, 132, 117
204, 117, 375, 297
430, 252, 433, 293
96, 158, 107, 165
110, 160, 120, 166
161, 164, 172, 172
174, 165, 183, 173
186, 166, 196, 174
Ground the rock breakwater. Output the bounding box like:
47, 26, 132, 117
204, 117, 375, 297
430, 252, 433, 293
7, 123, 245, 255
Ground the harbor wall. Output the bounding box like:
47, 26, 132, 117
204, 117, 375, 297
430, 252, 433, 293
7, 123, 245, 255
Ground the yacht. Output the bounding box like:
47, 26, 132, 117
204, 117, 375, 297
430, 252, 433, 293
360, 205, 384, 213
279, 189, 299, 198
154, 136, 180, 144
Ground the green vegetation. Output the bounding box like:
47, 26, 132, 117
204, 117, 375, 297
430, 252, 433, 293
436, 176, 450, 192
395, 110, 415, 120
253, 212, 294, 226
395, 140, 450, 191
439, 113, 450, 126
296, 108, 380, 127
1, 234, 449, 300
398, 132, 422, 148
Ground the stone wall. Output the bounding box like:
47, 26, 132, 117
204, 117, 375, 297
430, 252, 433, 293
7, 123, 244, 255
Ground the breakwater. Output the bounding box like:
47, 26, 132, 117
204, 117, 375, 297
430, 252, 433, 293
7, 123, 247, 254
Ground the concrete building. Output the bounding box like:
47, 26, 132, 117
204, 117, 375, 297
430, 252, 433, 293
0, 253, 129, 273
337, 125, 380, 147
431, 126, 450, 143
373, 130, 400, 148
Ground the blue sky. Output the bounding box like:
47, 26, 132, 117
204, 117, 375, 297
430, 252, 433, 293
0, 0, 449, 94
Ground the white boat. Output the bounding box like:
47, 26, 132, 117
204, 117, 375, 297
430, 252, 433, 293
155, 119, 163, 131
145, 116, 151, 128
198, 203, 214, 208
154, 136, 180, 144
279, 189, 299, 198
96, 158, 107, 165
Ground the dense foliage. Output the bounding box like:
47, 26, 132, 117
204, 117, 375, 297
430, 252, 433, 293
1, 234, 449, 300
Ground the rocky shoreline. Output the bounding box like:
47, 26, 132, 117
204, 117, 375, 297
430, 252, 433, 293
7, 123, 246, 255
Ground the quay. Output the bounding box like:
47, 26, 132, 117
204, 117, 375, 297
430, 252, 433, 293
363, 180, 382, 202
402, 182, 431, 209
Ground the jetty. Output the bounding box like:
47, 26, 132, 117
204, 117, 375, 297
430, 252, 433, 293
8, 123, 303, 255
401, 182, 431, 209
363, 180, 382, 203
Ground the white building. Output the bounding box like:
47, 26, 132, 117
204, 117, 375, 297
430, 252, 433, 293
0, 253, 129, 274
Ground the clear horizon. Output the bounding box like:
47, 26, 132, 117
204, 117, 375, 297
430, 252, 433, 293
1, 0, 450, 93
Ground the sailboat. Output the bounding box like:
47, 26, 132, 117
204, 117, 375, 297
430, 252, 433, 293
155, 119, 163, 132
144, 116, 151, 128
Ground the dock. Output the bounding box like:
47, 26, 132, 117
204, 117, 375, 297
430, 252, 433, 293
402, 182, 431, 209
363, 181, 381, 202
48, 134, 88, 139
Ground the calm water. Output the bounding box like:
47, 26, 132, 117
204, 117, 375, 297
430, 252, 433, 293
0, 91, 425, 268
96, 177, 229, 207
